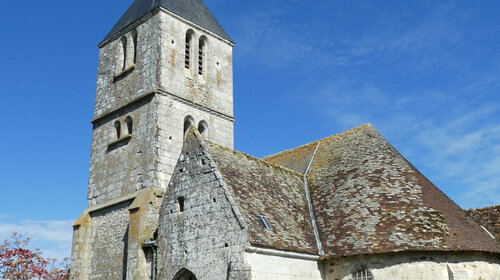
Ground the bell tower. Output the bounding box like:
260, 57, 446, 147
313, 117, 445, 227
71, 0, 234, 279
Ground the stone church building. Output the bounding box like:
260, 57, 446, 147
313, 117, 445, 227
71, 0, 500, 279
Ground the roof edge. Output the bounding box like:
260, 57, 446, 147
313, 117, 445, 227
263, 123, 373, 161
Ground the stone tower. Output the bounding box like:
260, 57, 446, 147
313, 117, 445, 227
71, 0, 234, 279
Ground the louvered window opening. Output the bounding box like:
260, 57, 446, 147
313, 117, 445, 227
198, 47, 203, 75
185, 41, 190, 69
350, 269, 374, 280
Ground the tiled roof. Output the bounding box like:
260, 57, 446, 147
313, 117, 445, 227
467, 206, 500, 240
204, 142, 318, 255
100, 0, 232, 46
266, 124, 500, 257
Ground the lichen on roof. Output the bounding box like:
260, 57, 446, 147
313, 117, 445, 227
265, 124, 500, 257
204, 141, 318, 254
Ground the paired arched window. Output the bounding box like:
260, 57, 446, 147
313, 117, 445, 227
349, 264, 374, 280
117, 30, 138, 73
113, 116, 133, 140
184, 30, 208, 76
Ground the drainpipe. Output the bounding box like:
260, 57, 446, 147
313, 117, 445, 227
143, 240, 157, 280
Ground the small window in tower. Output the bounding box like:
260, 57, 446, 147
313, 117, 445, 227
120, 36, 127, 70
114, 121, 121, 139
124, 116, 133, 135
131, 30, 138, 64
349, 265, 374, 280
178, 197, 185, 212
257, 215, 273, 232
184, 116, 195, 134
198, 121, 208, 136
198, 37, 207, 75
185, 30, 194, 70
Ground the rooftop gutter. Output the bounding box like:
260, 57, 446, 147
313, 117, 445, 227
304, 142, 324, 256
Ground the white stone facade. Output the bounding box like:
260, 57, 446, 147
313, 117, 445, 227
325, 252, 500, 280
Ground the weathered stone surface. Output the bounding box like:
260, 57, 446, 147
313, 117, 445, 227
157, 129, 250, 280
72, 3, 235, 279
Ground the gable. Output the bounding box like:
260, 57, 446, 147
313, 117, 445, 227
205, 142, 319, 255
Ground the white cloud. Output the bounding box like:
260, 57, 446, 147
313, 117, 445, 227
0, 216, 73, 262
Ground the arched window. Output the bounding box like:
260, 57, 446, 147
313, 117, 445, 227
120, 36, 127, 70
198, 120, 208, 136
173, 268, 197, 280
185, 30, 195, 70
198, 36, 207, 75
184, 116, 195, 134
124, 116, 133, 135
114, 121, 121, 139
349, 264, 374, 280
131, 30, 138, 64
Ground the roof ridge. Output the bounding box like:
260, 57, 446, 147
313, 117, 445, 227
263, 123, 373, 160
203, 140, 304, 177
467, 205, 500, 211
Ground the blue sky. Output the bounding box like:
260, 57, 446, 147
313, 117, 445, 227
1, 0, 500, 261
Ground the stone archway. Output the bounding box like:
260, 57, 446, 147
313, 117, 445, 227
173, 268, 197, 280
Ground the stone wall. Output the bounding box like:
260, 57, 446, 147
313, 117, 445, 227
88, 97, 157, 206
88, 201, 132, 280
325, 251, 500, 280
157, 10, 234, 118
94, 14, 160, 118
157, 132, 250, 280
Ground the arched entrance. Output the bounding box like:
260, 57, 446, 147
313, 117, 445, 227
173, 268, 197, 280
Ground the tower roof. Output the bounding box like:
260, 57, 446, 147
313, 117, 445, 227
100, 0, 232, 46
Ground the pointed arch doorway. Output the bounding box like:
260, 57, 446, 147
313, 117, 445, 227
173, 268, 197, 280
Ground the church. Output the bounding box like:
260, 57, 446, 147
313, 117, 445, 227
70, 0, 500, 279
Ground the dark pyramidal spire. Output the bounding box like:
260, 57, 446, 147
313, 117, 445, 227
100, 0, 232, 45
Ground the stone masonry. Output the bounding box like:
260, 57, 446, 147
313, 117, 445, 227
72, 2, 235, 279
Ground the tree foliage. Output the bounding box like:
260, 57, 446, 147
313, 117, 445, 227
0, 233, 69, 280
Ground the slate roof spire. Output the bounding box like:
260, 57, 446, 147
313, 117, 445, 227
100, 0, 232, 46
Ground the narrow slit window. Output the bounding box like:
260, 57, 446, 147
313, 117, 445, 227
131, 30, 138, 64
198, 41, 204, 75
114, 121, 121, 139
124, 116, 133, 135
257, 215, 272, 232
185, 31, 193, 69
178, 197, 185, 212
198, 37, 207, 75
120, 36, 127, 70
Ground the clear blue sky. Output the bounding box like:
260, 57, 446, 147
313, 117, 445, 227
1, 0, 500, 261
